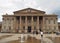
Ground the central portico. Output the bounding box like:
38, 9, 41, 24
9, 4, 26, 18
14, 8, 44, 33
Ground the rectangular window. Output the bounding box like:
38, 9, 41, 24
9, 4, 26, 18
54, 20, 55, 24
49, 20, 50, 24
4, 26, 6, 29
39, 21, 41, 24
27, 16, 31, 23
45, 18, 48, 24
33, 16, 37, 22
23, 20, 25, 23
2, 18, 4, 20
34, 26, 36, 30
7, 18, 9, 20
22, 16, 25, 23
12, 18, 14, 20
45, 20, 48, 24
28, 20, 31, 23
51, 20, 53, 24
54, 26, 56, 30
9, 26, 11, 30
23, 26, 25, 30
49, 26, 51, 30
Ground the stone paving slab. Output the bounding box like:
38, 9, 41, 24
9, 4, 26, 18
0, 33, 60, 43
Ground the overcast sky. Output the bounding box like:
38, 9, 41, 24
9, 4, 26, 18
0, 0, 60, 22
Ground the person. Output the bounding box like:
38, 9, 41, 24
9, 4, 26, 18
33, 30, 38, 35
41, 32, 43, 37
36, 31, 38, 35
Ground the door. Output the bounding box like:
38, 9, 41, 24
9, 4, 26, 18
28, 26, 31, 33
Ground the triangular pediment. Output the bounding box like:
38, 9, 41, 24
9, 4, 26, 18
13, 8, 45, 14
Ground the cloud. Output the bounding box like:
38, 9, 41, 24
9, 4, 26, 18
58, 18, 60, 22
0, 0, 60, 21
0, 0, 60, 13
35, 0, 60, 13
0, 0, 13, 7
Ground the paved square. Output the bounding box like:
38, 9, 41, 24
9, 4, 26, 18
0, 33, 60, 43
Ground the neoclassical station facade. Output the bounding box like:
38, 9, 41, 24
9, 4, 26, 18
1, 8, 59, 33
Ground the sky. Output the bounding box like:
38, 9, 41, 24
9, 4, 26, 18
0, 0, 60, 22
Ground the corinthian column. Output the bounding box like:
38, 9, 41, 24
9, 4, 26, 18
37, 16, 39, 33
31, 16, 34, 33
25, 16, 27, 33
20, 16, 21, 33
43, 17, 44, 32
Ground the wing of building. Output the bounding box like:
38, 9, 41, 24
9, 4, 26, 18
1, 8, 59, 33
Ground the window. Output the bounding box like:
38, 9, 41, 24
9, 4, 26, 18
4, 26, 6, 29
22, 17, 25, 20
9, 22, 11, 24
39, 28, 42, 31
34, 26, 36, 30
33, 16, 37, 22
45, 18, 48, 24
28, 20, 31, 23
2, 18, 4, 20
49, 20, 50, 24
34, 18, 37, 22
23, 26, 25, 30
27, 16, 31, 23
45, 26, 47, 29
49, 26, 51, 29
22, 16, 25, 23
45, 18, 48, 20
50, 19, 53, 24
12, 18, 14, 20
7, 18, 9, 20
49, 26, 51, 31
54, 26, 56, 30
23, 20, 25, 23
39, 21, 41, 24
54, 20, 55, 24
45, 20, 48, 24
9, 26, 11, 30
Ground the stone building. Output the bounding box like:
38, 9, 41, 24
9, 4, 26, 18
0, 22, 2, 32
58, 22, 60, 32
1, 8, 59, 33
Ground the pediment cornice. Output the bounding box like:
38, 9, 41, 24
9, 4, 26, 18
13, 8, 45, 14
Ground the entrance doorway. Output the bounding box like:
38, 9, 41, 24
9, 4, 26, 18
28, 26, 31, 33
